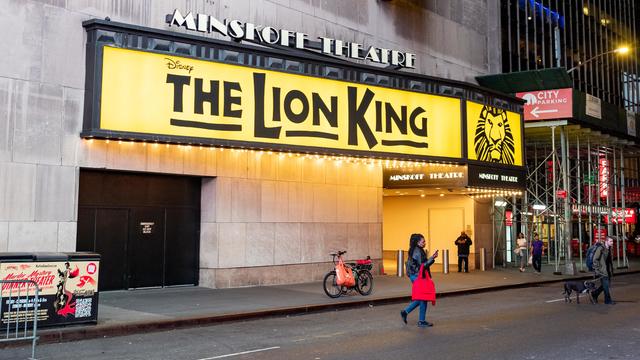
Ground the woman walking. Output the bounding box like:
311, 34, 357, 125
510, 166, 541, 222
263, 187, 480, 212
400, 233, 438, 328
515, 232, 528, 272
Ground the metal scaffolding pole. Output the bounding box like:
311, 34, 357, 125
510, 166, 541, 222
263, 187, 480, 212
561, 126, 575, 274
552, 126, 560, 274
577, 135, 584, 272
613, 147, 621, 268
588, 139, 593, 247
620, 147, 629, 268
492, 195, 496, 269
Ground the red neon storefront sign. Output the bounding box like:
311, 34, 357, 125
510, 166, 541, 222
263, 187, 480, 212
604, 208, 637, 224
505, 210, 513, 226
599, 157, 609, 199
593, 227, 608, 242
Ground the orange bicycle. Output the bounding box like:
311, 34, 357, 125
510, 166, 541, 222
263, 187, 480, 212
323, 251, 373, 298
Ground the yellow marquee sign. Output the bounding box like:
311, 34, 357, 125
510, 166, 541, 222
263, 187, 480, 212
99, 46, 462, 159
466, 101, 523, 166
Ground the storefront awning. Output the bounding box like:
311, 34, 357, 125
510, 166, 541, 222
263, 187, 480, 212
476, 68, 573, 94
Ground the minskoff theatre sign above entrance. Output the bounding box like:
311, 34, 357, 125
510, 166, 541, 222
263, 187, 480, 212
166, 9, 417, 69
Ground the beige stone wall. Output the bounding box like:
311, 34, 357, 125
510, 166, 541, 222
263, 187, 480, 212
200, 151, 383, 288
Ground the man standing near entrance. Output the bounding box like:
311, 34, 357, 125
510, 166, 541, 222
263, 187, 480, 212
455, 231, 472, 273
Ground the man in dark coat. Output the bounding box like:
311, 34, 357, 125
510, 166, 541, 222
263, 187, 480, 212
455, 231, 473, 273
592, 237, 615, 305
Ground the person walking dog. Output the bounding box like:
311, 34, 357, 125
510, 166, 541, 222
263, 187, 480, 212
401, 233, 439, 328
592, 237, 616, 305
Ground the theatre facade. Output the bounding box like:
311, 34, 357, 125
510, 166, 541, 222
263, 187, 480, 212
1, 2, 524, 289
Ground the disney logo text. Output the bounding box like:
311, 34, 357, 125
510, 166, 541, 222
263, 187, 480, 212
165, 58, 194, 73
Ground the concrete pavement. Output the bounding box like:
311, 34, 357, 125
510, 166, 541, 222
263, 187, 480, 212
27, 260, 640, 344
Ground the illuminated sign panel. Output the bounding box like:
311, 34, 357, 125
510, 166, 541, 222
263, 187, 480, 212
467, 164, 525, 189
604, 208, 637, 224
599, 157, 609, 198
383, 165, 467, 188
99, 46, 462, 159
465, 101, 523, 166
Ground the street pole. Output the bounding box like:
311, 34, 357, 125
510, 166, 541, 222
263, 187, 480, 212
561, 126, 575, 275
577, 135, 584, 272
552, 126, 560, 275
620, 147, 629, 268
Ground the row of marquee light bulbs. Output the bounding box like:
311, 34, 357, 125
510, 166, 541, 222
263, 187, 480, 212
85, 138, 522, 197
84, 138, 465, 168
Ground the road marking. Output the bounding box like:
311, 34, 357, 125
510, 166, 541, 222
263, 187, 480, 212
546, 298, 566, 303
197, 346, 281, 360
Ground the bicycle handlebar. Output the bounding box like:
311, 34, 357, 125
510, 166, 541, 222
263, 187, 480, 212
329, 250, 347, 256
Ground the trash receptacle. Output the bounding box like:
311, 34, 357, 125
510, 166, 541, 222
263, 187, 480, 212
0, 252, 100, 328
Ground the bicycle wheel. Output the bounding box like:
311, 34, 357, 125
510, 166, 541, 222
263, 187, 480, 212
323, 271, 343, 298
356, 270, 373, 296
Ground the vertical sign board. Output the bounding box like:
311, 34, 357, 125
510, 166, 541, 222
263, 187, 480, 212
1, 261, 99, 329
586, 93, 602, 119
627, 111, 636, 137
599, 157, 609, 198
593, 228, 608, 242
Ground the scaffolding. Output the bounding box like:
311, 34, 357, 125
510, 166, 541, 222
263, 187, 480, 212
492, 123, 634, 274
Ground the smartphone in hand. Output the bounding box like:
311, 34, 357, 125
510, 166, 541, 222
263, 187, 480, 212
433, 249, 439, 258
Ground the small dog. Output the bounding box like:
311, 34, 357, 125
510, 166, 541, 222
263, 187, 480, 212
563, 280, 597, 304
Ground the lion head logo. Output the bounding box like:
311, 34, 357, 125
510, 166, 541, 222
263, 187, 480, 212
474, 105, 515, 164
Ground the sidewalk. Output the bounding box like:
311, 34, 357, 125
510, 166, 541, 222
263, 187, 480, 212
36, 260, 640, 344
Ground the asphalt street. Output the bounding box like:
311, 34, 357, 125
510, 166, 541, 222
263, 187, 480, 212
5, 273, 640, 360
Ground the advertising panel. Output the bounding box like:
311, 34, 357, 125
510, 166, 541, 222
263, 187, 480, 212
466, 101, 524, 166
1, 261, 99, 329
97, 46, 462, 160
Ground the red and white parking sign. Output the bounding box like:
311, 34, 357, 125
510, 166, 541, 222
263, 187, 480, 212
516, 88, 573, 121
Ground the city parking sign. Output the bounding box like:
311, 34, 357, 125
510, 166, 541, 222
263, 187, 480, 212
516, 88, 573, 121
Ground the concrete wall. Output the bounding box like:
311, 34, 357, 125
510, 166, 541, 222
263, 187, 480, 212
0, 0, 496, 287
199, 152, 382, 288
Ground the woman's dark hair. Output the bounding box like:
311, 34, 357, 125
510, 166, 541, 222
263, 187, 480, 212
408, 233, 424, 255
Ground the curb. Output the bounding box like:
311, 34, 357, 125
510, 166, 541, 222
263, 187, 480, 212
7, 270, 639, 346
